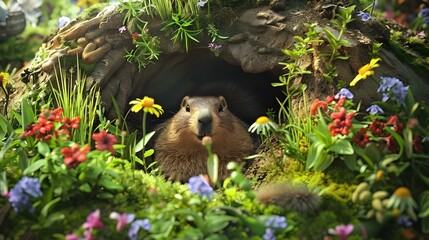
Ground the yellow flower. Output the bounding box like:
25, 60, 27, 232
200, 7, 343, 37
0, 72, 10, 90
129, 96, 164, 117
248, 116, 277, 136
76, 0, 100, 8
349, 58, 381, 86
375, 170, 383, 181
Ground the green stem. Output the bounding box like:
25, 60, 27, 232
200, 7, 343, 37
142, 111, 147, 172
1, 86, 8, 116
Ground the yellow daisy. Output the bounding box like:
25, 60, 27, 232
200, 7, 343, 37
349, 58, 381, 86
0, 71, 10, 90
248, 116, 277, 136
129, 96, 164, 117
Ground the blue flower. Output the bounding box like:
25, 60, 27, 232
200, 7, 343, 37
366, 104, 384, 115
128, 219, 151, 240
8, 177, 43, 213
58, 16, 71, 28
265, 216, 287, 229
397, 215, 413, 227
357, 11, 372, 21
420, 8, 429, 17
424, 17, 429, 24
197, 0, 208, 7
187, 176, 214, 199
263, 228, 276, 240
377, 77, 409, 105
335, 88, 354, 99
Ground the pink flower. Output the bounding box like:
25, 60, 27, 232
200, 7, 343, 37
109, 212, 135, 231
83, 209, 104, 229
328, 224, 354, 240
416, 31, 425, 39
65, 234, 80, 240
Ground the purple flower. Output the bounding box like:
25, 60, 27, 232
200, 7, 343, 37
208, 42, 222, 50
187, 176, 214, 199
263, 228, 276, 240
357, 11, 372, 21
265, 216, 287, 229
118, 25, 127, 33
58, 16, 71, 28
109, 212, 135, 231
328, 224, 354, 240
335, 88, 354, 100
366, 104, 384, 115
197, 0, 207, 7
8, 177, 43, 213
377, 77, 408, 105
128, 219, 151, 240
420, 8, 429, 17
82, 209, 104, 229
424, 17, 429, 24
397, 215, 413, 227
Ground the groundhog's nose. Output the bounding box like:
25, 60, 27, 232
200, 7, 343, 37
197, 109, 213, 137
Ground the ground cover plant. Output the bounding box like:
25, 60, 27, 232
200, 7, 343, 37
1, 0, 429, 239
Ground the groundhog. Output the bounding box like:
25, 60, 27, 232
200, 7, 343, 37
154, 96, 255, 183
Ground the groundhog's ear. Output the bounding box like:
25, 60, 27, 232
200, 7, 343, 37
219, 96, 228, 109
181, 96, 189, 107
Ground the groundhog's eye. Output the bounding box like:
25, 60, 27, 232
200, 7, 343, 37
218, 104, 224, 112
185, 104, 190, 112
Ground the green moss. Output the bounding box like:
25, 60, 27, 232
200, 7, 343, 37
79, 3, 109, 21
388, 31, 429, 76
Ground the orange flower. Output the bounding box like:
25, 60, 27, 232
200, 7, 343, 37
310, 99, 328, 116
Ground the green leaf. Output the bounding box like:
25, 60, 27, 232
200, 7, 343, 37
21, 98, 35, 129
205, 215, 238, 234
135, 131, 155, 153
403, 127, 413, 159
329, 139, 354, 155
306, 141, 325, 169
97, 192, 114, 199
78, 183, 91, 193
37, 141, 51, 157
419, 192, 429, 218
23, 159, 47, 175
314, 150, 334, 171
144, 148, 154, 158
98, 175, 123, 191
41, 197, 61, 219
423, 216, 429, 234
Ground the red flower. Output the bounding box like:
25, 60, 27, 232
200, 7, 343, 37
334, 96, 346, 110
131, 32, 141, 40
325, 95, 335, 103
328, 107, 355, 136
353, 128, 370, 148
310, 99, 328, 116
92, 130, 118, 154
385, 115, 403, 132
61, 144, 91, 168
61, 116, 80, 130
413, 135, 424, 153
21, 117, 55, 141
369, 119, 384, 135
40, 107, 63, 122
381, 134, 399, 153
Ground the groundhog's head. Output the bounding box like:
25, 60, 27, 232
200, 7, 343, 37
178, 96, 235, 141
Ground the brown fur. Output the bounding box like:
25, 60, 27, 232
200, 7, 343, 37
155, 96, 254, 182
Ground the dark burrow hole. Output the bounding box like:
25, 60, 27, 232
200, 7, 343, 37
126, 50, 283, 132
